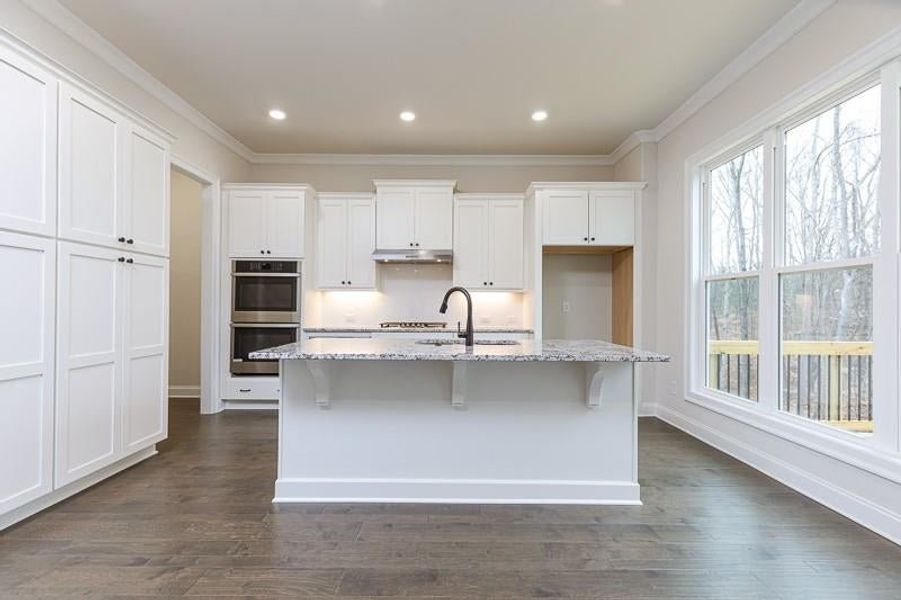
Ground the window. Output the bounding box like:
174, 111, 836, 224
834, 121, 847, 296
705, 146, 763, 402
780, 85, 881, 433
694, 78, 891, 442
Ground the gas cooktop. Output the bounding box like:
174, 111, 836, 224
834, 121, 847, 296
379, 321, 448, 329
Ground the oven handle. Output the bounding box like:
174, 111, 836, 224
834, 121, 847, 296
231, 323, 301, 329
232, 273, 301, 278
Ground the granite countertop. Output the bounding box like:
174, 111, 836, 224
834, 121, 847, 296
250, 338, 669, 363
303, 326, 534, 334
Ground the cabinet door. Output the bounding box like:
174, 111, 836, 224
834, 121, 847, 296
453, 199, 489, 289
124, 125, 169, 257
123, 254, 168, 453
0, 233, 55, 514
488, 199, 524, 290
589, 190, 635, 246
542, 191, 588, 245
228, 190, 265, 257
0, 49, 57, 237
56, 242, 123, 487
59, 84, 124, 249
316, 198, 348, 288
346, 197, 376, 289
265, 191, 305, 257
414, 187, 453, 250
376, 188, 415, 249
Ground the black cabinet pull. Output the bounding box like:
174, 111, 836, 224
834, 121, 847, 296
409, 242, 414, 247
266, 250, 272, 254
415, 242, 420, 247
260, 250, 265, 254
126, 238, 134, 244
126, 258, 134, 264
117, 257, 125, 262
118, 236, 126, 243
590, 237, 596, 242
583, 237, 588, 241
489, 282, 494, 286
341, 281, 346, 285
239, 388, 251, 393
347, 281, 352, 285
483, 281, 487, 286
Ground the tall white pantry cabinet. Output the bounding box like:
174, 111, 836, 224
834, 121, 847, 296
0, 41, 172, 528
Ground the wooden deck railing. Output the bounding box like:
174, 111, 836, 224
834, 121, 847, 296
708, 340, 873, 433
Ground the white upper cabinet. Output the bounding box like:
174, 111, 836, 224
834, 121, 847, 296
414, 187, 454, 250
375, 187, 415, 250
0, 232, 55, 514
0, 48, 57, 237
542, 190, 590, 245
454, 195, 523, 291
375, 180, 455, 250
538, 185, 639, 246
317, 194, 375, 289
59, 83, 171, 257
58, 83, 123, 249
227, 186, 307, 258
265, 190, 305, 257
124, 126, 169, 257
227, 190, 265, 257
589, 190, 634, 246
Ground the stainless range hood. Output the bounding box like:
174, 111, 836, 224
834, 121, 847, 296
372, 249, 453, 264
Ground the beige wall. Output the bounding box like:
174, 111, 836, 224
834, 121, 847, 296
248, 163, 613, 192
3, 0, 250, 181
652, 2, 901, 535
168, 170, 203, 390
542, 254, 613, 341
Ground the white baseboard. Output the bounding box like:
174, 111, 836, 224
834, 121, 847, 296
223, 400, 278, 410
168, 385, 200, 398
656, 404, 901, 546
638, 403, 657, 417
1, 447, 157, 531
274, 477, 641, 505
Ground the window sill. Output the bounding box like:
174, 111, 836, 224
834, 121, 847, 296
684, 388, 901, 486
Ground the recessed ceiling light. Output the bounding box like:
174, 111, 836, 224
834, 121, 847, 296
531, 110, 548, 122
268, 109, 286, 121
400, 111, 416, 122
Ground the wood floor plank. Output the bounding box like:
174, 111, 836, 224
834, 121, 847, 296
0, 399, 899, 599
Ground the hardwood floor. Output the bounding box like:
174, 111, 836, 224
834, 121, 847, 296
1, 400, 900, 599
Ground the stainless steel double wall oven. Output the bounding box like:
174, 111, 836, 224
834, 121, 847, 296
230, 260, 301, 375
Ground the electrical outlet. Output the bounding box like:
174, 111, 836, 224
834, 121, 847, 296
562, 301, 571, 313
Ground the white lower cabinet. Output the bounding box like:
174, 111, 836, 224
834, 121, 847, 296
454, 195, 523, 290
0, 233, 55, 515
56, 242, 168, 487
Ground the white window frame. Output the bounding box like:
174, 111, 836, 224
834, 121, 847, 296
686, 59, 901, 483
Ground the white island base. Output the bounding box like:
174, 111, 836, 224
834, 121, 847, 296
276, 359, 641, 505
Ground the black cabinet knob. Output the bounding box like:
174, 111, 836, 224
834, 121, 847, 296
347, 281, 352, 285
415, 243, 420, 247
118, 236, 126, 243
126, 238, 134, 244
266, 250, 272, 254
489, 282, 494, 286
260, 250, 265, 254
583, 237, 588, 241
117, 257, 125, 262
590, 237, 596, 242
483, 281, 487, 286
409, 242, 414, 247
341, 281, 346, 285
126, 258, 134, 264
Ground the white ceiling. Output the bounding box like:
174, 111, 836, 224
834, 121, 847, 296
57, 0, 801, 155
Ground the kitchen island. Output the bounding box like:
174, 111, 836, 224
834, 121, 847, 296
251, 338, 668, 504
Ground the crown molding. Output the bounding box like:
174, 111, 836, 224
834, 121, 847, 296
248, 152, 615, 167
19, 0, 256, 162
609, 130, 657, 164
651, 0, 836, 144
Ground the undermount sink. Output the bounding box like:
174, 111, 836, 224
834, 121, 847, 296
416, 339, 519, 346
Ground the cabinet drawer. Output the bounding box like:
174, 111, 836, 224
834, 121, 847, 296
224, 377, 280, 401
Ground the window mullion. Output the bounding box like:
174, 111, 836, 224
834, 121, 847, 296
758, 128, 781, 413
871, 61, 901, 451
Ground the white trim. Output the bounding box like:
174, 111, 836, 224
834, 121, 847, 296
0, 447, 157, 531
170, 154, 223, 415
609, 130, 657, 164
657, 404, 901, 546
253, 153, 614, 167
18, 0, 254, 161
372, 179, 457, 188
526, 181, 647, 194
168, 385, 200, 399
274, 477, 641, 505
222, 400, 279, 411
653, 0, 837, 143
221, 182, 316, 191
